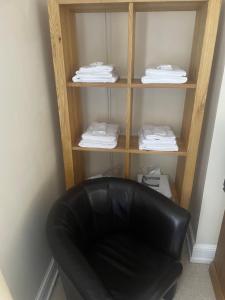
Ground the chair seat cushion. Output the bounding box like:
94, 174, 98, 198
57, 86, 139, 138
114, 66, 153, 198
86, 232, 182, 300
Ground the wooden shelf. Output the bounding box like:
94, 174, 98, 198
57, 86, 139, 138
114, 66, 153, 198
58, 0, 207, 12
49, 0, 221, 208
72, 135, 186, 157
129, 136, 187, 156
131, 79, 196, 89
67, 79, 196, 89
67, 79, 128, 88
72, 135, 126, 153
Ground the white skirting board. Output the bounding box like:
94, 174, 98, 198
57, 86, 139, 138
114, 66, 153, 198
35, 259, 58, 300
186, 223, 217, 264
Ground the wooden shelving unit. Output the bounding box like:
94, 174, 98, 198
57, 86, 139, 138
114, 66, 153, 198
48, 0, 221, 209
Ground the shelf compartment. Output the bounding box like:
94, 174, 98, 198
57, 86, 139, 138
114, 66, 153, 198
129, 136, 187, 156
72, 135, 126, 153
131, 79, 196, 89
67, 79, 128, 88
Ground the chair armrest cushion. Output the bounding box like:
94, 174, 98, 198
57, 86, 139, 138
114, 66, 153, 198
47, 203, 114, 300
131, 184, 190, 259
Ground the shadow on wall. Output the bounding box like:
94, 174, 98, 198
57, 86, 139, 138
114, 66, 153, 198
2, 170, 64, 300
190, 1, 225, 236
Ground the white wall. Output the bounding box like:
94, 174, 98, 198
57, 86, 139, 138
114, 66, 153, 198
190, 0, 225, 245
0, 0, 64, 299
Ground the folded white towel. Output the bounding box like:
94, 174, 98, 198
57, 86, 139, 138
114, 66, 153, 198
84, 122, 119, 136
79, 122, 119, 149
145, 65, 187, 77
79, 140, 117, 149
78, 62, 114, 73
142, 137, 176, 143
142, 125, 176, 139
88, 122, 107, 135
157, 65, 173, 70
82, 124, 119, 143
81, 136, 117, 143
139, 136, 177, 146
76, 71, 115, 77
72, 74, 119, 83
139, 144, 178, 151
139, 125, 178, 151
141, 76, 187, 84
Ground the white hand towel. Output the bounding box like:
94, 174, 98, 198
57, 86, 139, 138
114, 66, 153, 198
141, 76, 187, 84
85, 122, 119, 136
78, 62, 114, 73
142, 125, 176, 139
89, 122, 107, 135
157, 65, 173, 70
145, 65, 187, 77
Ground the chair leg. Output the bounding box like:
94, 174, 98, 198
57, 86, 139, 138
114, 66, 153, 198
163, 283, 177, 300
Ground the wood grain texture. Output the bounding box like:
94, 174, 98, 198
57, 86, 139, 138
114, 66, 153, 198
48, 0, 75, 188
48, 0, 221, 207
210, 263, 225, 300
67, 79, 128, 88
57, 0, 207, 5
61, 7, 85, 185
178, 0, 222, 208
210, 213, 225, 300
125, 2, 135, 177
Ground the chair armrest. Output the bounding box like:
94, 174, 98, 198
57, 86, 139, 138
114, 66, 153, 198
131, 184, 190, 260
47, 203, 114, 300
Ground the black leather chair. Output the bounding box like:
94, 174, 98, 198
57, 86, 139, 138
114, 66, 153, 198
47, 177, 190, 300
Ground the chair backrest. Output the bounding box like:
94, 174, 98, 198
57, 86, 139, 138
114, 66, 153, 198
47, 177, 190, 259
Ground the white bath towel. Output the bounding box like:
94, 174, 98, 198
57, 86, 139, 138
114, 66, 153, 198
72, 74, 119, 83
139, 125, 178, 151
76, 71, 116, 78
145, 65, 187, 77
139, 136, 177, 146
141, 76, 187, 84
79, 140, 117, 149
79, 122, 119, 149
139, 144, 178, 151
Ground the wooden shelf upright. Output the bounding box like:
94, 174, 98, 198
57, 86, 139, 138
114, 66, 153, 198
48, 0, 221, 209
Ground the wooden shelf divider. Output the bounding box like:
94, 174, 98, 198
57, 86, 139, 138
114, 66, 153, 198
48, 0, 221, 209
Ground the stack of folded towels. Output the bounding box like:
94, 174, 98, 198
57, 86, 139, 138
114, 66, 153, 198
139, 125, 178, 151
141, 64, 187, 84
72, 62, 119, 83
79, 122, 119, 149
